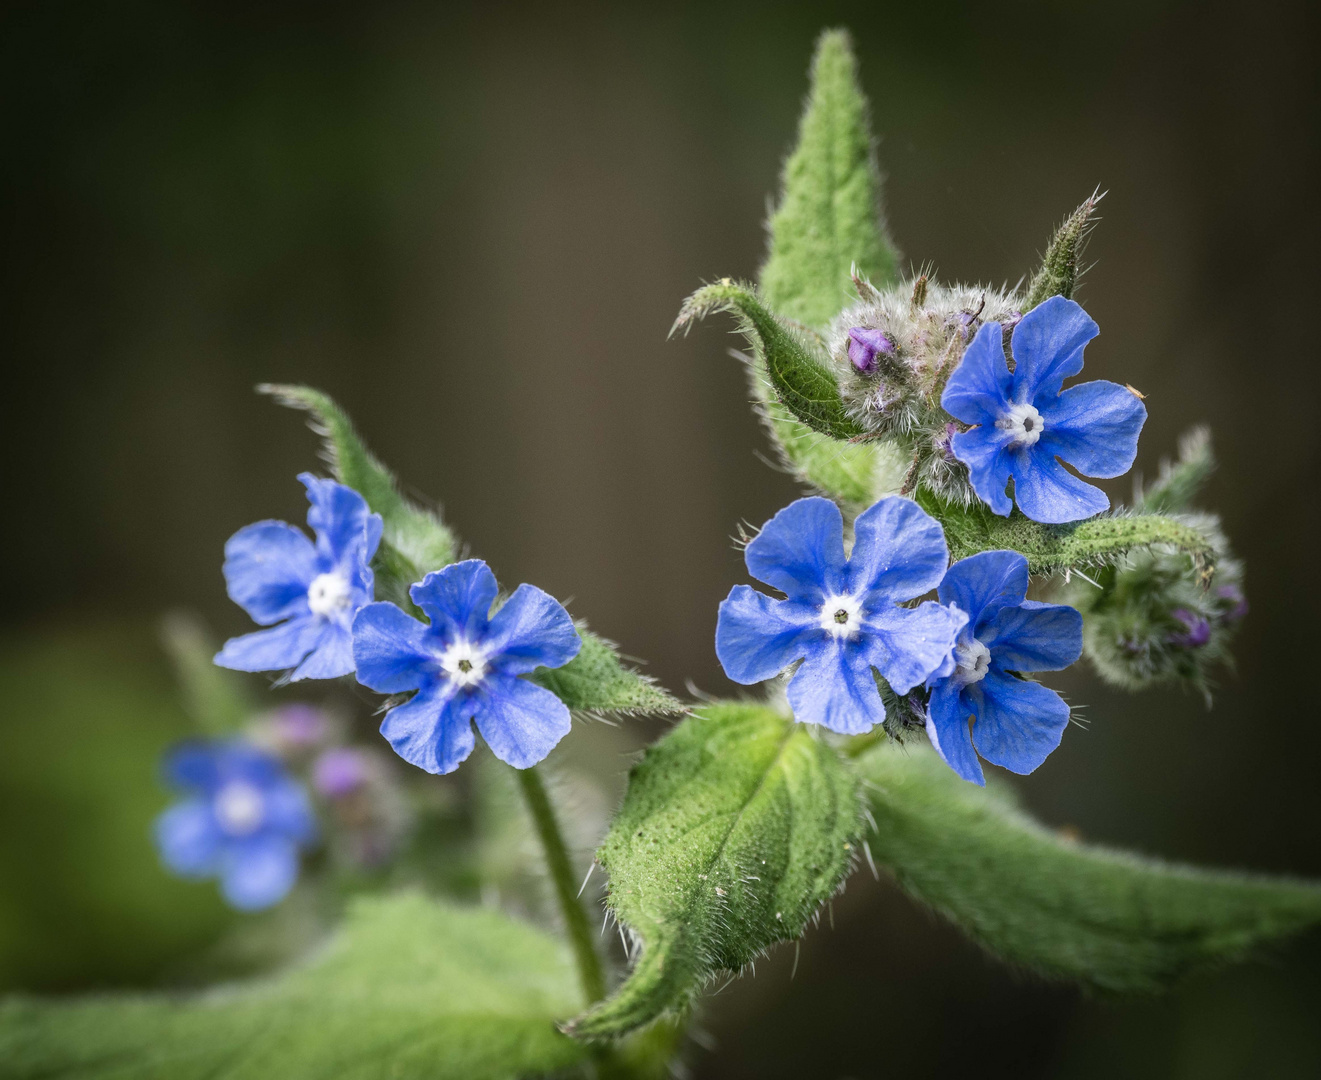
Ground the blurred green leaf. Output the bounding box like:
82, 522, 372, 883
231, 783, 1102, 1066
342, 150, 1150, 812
531, 630, 683, 718
159, 612, 253, 736
856, 740, 1321, 992
567, 702, 859, 1039
0, 893, 590, 1080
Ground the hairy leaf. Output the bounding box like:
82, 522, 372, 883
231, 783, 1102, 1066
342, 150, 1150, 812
856, 741, 1321, 992
1024, 191, 1102, 310
160, 612, 252, 736
1134, 426, 1216, 514
0, 894, 589, 1080
530, 629, 684, 718
567, 702, 860, 1039
760, 28, 900, 327
259, 385, 457, 603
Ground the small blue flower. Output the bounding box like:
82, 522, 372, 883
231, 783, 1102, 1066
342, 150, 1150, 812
154, 740, 317, 910
216, 474, 383, 680
924, 550, 1083, 785
715, 496, 968, 734
941, 296, 1147, 524
352, 559, 582, 774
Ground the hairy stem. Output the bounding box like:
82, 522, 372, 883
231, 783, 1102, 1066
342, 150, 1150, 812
516, 765, 608, 1005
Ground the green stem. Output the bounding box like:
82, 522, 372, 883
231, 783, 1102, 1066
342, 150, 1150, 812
515, 764, 608, 1005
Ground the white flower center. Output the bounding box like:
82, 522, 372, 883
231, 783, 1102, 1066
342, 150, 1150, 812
307, 572, 352, 617
213, 781, 265, 835
440, 638, 489, 688
997, 401, 1045, 447
818, 594, 863, 640
953, 638, 992, 686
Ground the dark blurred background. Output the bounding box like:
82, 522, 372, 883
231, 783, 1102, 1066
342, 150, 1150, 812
3, 1, 1320, 1076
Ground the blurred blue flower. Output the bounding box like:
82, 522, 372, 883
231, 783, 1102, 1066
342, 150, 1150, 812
155, 740, 316, 910
352, 559, 581, 774
216, 474, 382, 680
924, 550, 1083, 785
715, 496, 967, 734
941, 296, 1146, 524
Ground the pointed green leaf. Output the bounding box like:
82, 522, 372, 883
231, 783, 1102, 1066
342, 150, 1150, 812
1024, 191, 1102, 310
159, 612, 252, 736
530, 629, 684, 717
0, 894, 590, 1080
760, 28, 900, 327
856, 741, 1321, 992
566, 702, 860, 1039
259, 385, 457, 604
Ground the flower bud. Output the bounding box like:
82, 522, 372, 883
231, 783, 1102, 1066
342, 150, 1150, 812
846, 327, 896, 373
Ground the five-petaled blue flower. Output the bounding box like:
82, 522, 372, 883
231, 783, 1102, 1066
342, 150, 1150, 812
941, 296, 1147, 524
924, 550, 1083, 785
154, 740, 317, 910
715, 496, 967, 733
216, 474, 383, 680
352, 559, 582, 774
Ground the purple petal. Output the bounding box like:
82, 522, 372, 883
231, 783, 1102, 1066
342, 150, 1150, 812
925, 682, 984, 785
847, 496, 950, 601
352, 602, 435, 694
484, 583, 581, 675
222, 521, 317, 626
744, 497, 847, 602
1009, 296, 1098, 401
220, 835, 300, 910
940, 321, 1014, 427
983, 600, 1083, 672
379, 683, 477, 775
409, 560, 499, 639
861, 600, 967, 695
786, 641, 884, 735
937, 551, 1029, 635
949, 426, 1015, 517
155, 800, 223, 876
1037, 380, 1146, 479
1012, 450, 1110, 524
215, 616, 324, 674
474, 675, 573, 769
715, 586, 817, 684
847, 327, 896, 373
969, 670, 1070, 775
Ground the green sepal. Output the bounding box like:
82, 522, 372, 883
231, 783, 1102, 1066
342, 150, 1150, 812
1024, 191, 1101, 310
566, 702, 860, 1039
159, 612, 252, 736
855, 741, 1321, 992
0, 894, 590, 1079
674, 281, 864, 441
760, 28, 900, 327
918, 490, 1218, 579
259, 385, 458, 607
530, 628, 684, 718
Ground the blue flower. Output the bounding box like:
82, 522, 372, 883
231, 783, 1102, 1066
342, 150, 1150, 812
154, 740, 317, 910
352, 559, 582, 774
216, 474, 383, 680
715, 496, 968, 734
924, 550, 1083, 785
941, 296, 1147, 524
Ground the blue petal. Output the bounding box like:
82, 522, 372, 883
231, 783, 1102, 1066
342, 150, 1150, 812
1010, 296, 1098, 402
484, 584, 581, 675
941, 321, 1014, 427
410, 560, 499, 639
983, 600, 1083, 672
1038, 380, 1146, 479
259, 778, 318, 844
155, 800, 223, 876
1012, 449, 1110, 524
970, 669, 1070, 775
215, 616, 324, 674
352, 602, 434, 693
214, 741, 285, 787
786, 640, 883, 735
300, 473, 382, 569
220, 835, 300, 910
474, 675, 573, 769
715, 586, 817, 684
860, 601, 967, 695
925, 682, 984, 785
221, 521, 317, 626
847, 496, 949, 601
288, 620, 355, 682
744, 497, 847, 602
937, 551, 1029, 636
949, 426, 1014, 517
379, 683, 476, 775
162, 742, 221, 792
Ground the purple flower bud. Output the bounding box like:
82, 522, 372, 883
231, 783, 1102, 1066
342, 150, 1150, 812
1215, 584, 1248, 622
269, 704, 330, 750
1169, 609, 1212, 649
847, 327, 896, 373
934, 422, 959, 462
313, 747, 371, 799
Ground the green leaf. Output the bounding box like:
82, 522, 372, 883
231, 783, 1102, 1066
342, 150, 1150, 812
1134, 426, 1216, 514
1024, 191, 1102, 310
856, 741, 1321, 992
259, 385, 457, 602
919, 490, 1218, 579
159, 612, 253, 736
530, 629, 684, 718
760, 28, 900, 328
0, 894, 591, 1080
566, 702, 860, 1039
